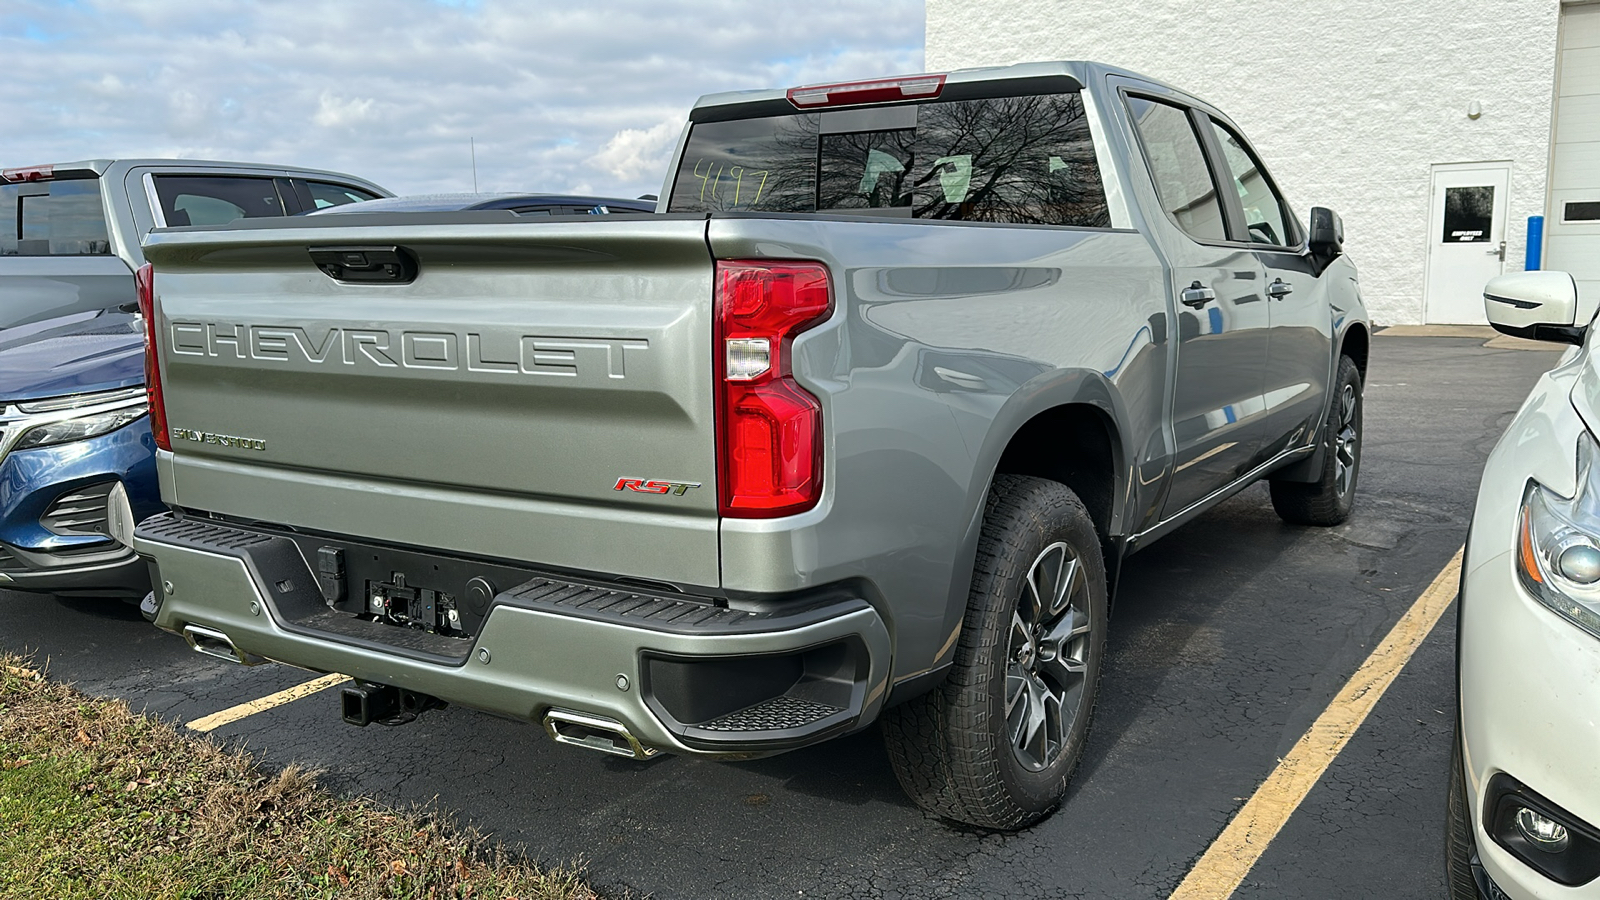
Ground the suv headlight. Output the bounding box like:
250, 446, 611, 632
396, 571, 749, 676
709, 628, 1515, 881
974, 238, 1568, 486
12, 403, 148, 451
1519, 433, 1600, 638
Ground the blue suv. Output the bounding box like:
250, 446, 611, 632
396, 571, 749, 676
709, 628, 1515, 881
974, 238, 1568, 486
0, 309, 162, 596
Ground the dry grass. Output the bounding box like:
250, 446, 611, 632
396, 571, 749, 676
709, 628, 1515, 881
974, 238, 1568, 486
0, 655, 602, 900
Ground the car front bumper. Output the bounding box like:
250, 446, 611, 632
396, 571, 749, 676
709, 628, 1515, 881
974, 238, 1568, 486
133, 512, 893, 757
0, 419, 161, 596
1461, 545, 1600, 899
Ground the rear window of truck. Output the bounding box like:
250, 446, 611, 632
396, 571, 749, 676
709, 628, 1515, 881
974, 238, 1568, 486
0, 179, 112, 256
151, 175, 291, 226
666, 91, 1111, 228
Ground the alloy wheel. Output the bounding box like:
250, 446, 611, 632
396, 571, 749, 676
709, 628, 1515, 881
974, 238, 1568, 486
1335, 383, 1359, 497
1006, 541, 1093, 771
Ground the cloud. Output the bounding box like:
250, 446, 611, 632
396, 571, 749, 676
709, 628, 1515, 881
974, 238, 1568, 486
0, 0, 924, 199
594, 119, 682, 183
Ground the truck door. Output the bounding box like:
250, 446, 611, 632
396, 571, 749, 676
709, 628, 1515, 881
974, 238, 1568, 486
1201, 117, 1331, 460
1123, 93, 1271, 518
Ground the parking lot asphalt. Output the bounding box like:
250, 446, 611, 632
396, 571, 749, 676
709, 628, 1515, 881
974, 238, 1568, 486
0, 334, 1564, 899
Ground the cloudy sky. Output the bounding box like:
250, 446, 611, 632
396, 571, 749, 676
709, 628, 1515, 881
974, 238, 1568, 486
1, 0, 924, 198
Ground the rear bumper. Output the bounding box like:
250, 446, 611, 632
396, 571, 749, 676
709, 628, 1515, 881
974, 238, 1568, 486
133, 513, 892, 756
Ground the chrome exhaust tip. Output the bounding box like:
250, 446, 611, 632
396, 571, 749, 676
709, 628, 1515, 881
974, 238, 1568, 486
181, 624, 264, 666
544, 709, 659, 760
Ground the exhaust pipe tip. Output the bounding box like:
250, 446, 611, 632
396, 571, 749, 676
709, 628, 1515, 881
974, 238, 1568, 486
181, 624, 263, 666
544, 709, 659, 760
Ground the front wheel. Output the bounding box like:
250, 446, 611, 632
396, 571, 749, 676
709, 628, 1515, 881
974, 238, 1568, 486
1446, 719, 1485, 898
881, 474, 1107, 830
1271, 354, 1363, 526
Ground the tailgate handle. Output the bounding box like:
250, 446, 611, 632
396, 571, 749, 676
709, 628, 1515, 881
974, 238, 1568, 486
309, 246, 418, 284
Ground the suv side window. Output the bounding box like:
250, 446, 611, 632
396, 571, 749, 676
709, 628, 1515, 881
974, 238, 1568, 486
1208, 120, 1295, 247
1124, 96, 1226, 242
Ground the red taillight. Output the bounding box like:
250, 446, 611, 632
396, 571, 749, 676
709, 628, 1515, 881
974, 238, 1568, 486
1, 164, 54, 183
785, 74, 946, 109
135, 264, 171, 451
715, 261, 832, 517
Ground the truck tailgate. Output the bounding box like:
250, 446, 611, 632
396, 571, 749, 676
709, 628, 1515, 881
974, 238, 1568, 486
140, 217, 721, 588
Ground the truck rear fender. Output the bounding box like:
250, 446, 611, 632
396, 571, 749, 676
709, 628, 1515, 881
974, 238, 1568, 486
932, 369, 1137, 670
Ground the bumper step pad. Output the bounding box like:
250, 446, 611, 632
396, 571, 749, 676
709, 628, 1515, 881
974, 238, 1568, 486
698, 696, 845, 733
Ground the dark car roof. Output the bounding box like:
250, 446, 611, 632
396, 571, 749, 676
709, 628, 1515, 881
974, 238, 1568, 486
308, 193, 656, 215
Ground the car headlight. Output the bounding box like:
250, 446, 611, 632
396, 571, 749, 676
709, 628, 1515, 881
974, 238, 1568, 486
1519, 432, 1600, 638
12, 404, 148, 451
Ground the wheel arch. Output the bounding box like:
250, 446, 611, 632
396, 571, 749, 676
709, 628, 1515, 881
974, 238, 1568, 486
919, 370, 1137, 690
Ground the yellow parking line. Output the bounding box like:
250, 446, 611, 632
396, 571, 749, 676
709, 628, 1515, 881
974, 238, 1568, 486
186, 673, 349, 734
1169, 546, 1464, 900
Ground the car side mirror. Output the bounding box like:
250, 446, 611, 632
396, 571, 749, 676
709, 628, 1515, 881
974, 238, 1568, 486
1484, 271, 1585, 345
1308, 206, 1343, 268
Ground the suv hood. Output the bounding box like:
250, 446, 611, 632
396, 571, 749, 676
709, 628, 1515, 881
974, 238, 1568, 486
0, 309, 145, 404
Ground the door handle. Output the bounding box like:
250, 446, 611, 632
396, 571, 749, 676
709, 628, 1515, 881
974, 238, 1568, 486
1180, 281, 1216, 309
1487, 241, 1507, 261
1267, 279, 1293, 299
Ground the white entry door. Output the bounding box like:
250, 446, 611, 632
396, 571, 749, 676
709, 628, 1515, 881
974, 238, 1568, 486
1423, 163, 1511, 324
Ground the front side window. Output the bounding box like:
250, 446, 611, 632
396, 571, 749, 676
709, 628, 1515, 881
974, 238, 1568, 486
0, 179, 111, 256
1125, 96, 1226, 242
1209, 120, 1295, 247
667, 91, 1112, 228
151, 175, 288, 226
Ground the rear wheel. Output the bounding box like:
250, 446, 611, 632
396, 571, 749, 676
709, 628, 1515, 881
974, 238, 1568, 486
881, 474, 1107, 830
1271, 354, 1362, 526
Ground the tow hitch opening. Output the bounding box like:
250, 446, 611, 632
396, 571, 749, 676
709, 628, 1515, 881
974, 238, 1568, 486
341, 681, 444, 727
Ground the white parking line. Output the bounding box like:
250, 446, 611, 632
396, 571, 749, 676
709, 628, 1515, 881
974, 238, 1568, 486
185, 673, 349, 733
1168, 546, 1464, 900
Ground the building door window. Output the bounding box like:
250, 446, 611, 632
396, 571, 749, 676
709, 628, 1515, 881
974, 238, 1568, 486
1424, 162, 1511, 325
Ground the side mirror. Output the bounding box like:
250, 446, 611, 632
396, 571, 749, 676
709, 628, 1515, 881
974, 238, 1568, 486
1308, 206, 1343, 267
1484, 271, 1585, 345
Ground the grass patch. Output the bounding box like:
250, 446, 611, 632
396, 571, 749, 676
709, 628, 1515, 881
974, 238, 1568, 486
0, 656, 600, 900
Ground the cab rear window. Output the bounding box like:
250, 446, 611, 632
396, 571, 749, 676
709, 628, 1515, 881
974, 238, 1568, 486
0, 179, 111, 256
666, 91, 1111, 228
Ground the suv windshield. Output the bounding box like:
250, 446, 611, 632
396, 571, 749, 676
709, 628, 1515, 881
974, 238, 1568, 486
0, 179, 111, 256
667, 90, 1110, 228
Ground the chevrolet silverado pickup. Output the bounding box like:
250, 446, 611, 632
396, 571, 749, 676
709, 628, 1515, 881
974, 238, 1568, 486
132, 62, 1368, 829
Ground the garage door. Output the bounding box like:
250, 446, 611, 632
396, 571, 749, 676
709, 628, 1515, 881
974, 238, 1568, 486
1548, 2, 1600, 320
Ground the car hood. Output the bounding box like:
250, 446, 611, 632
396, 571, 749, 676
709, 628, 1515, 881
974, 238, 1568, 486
0, 308, 145, 404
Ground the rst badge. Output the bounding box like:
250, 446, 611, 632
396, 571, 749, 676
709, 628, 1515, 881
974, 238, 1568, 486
614, 478, 702, 497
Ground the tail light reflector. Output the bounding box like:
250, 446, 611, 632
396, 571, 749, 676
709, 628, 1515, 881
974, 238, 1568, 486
135, 264, 171, 451
715, 261, 832, 517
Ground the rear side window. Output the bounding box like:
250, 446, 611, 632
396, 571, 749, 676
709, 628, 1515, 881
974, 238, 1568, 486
1124, 96, 1227, 243
304, 181, 379, 210
667, 91, 1112, 228
0, 179, 111, 256
151, 175, 288, 226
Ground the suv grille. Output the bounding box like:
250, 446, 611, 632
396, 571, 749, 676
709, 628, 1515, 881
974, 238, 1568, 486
42, 482, 114, 537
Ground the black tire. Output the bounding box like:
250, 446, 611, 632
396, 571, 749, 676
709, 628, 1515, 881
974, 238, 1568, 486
1270, 354, 1363, 526
1446, 718, 1484, 899
881, 474, 1107, 830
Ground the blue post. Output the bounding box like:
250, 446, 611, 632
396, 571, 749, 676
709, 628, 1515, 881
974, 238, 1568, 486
1527, 215, 1545, 271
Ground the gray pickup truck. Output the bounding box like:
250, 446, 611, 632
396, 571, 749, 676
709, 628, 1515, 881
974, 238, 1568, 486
1, 158, 387, 332
132, 62, 1368, 829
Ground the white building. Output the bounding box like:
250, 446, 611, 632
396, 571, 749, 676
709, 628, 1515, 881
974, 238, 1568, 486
927, 0, 1600, 325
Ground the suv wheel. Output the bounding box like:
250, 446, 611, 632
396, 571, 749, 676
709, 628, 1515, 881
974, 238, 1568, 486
881, 474, 1107, 830
1271, 354, 1363, 526
1447, 719, 1487, 898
